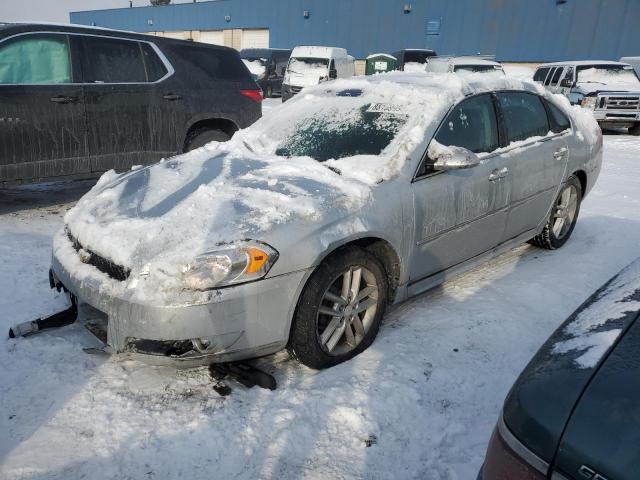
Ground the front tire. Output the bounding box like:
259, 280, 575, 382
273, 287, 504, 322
529, 175, 582, 250
629, 123, 640, 136
288, 247, 388, 369
185, 128, 230, 152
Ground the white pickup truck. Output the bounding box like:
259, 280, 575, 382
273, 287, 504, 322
533, 60, 640, 135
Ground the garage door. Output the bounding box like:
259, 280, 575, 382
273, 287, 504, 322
199, 30, 224, 46
241, 29, 269, 49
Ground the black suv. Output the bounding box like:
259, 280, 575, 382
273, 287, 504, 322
0, 24, 262, 185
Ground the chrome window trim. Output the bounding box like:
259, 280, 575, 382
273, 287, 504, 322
0, 30, 174, 86
498, 412, 550, 475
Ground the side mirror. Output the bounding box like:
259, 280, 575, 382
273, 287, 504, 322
560, 78, 573, 88
329, 68, 338, 79
428, 142, 480, 171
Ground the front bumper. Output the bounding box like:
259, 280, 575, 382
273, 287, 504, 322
592, 109, 640, 127
51, 232, 308, 367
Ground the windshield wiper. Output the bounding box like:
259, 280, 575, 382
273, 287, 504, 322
325, 165, 342, 176
287, 68, 303, 75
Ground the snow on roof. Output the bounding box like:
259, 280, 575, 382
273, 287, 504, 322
429, 57, 500, 66
291, 46, 348, 58
539, 60, 630, 67
366, 53, 397, 60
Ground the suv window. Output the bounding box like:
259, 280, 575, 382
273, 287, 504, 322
545, 100, 571, 133
544, 68, 556, 86
141, 43, 168, 81
549, 67, 564, 86
434, 94, 499, 154
0, 33, 71, 84
561, 67, 574, 85
497, 92, 549, 144
81, 36, 147, 83
174, 45, 248, 81
533, 67, 550, 82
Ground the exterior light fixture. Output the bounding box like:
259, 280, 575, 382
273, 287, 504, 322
147, 19, 154, 25
404, 4, 412, 13
225, 15, 231, 22
303, 10, 310, 19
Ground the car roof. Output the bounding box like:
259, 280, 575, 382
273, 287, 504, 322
0, 22, 236, 52
430, 56, 501, 66
291, 46, 347, 58
538, 60, 630, 68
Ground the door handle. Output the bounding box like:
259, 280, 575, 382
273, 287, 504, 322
553, 147, 568, 159
163, 93, 182, 101
50, 95, 77, 104
489, 167, 509, 182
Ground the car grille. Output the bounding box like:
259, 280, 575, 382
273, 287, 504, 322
67, 230, 131, 281
601, 95, 640, 111
290, 85, 303, 95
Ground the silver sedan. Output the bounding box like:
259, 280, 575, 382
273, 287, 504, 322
51, 73, 603, 369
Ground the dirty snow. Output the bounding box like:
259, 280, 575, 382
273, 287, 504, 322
2, 98, 640, 478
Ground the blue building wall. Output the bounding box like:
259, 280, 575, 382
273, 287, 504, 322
70, 0, 640, 62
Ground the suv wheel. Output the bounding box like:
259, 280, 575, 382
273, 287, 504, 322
185, 128, 230, 152
265, 85, 273, 98
288, 247, 388, 369
629, 123, 640, 136
529, 175, 582, 250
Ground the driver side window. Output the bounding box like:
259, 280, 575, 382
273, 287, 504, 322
418, 94, 498, 177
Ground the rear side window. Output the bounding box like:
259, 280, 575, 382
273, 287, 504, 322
533, 67, 550, 82
544, 68, 556, 86
497, 92, 550, 144
545, 100, 571, 133
81, 36, 146, 83
435, 94, 499, 154
0, 33, 71, 84
174, 45, 248, 80
141, 43, 168, 81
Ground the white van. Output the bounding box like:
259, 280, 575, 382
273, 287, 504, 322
533, 60, 640, 134
282, 46, 355, 102
424, 56, 504, 76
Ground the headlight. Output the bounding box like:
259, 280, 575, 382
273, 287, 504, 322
182, 241, 278, 290
581, 96, 597, 110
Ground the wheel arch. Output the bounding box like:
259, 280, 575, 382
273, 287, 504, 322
182, 116, 240, 152
572, 169, 587, 196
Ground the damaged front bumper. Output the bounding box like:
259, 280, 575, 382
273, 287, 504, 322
50, 234, 307, 367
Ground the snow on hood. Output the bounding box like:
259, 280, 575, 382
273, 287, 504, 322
552, 258, 640, 368
576, 67, 640, 93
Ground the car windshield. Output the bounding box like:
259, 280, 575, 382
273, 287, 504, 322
287, 57, 329, 75
404, 51, 435, 63
454, 65, 500, 73
241, 58, 268, 78
577, 65, 640, 86
243, 90, 411, 162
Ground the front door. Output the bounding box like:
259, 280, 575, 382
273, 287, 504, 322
495, 92, 570, 240
409, 94, 510, 293
0, 32, 87, 183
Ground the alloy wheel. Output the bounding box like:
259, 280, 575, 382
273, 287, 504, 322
552, 184, 579, 240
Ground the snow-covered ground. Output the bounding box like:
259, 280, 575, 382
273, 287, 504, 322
1, 116, 639, 478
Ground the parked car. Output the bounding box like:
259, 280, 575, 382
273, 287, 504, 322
240, 48, 291, 98
424, 56, 504, 75
0, 23, 262, 186
533, 60, 640, 135
49, 74, 601, 369
392, 48, 437, 72
281, 46, 355, 101
478, 258, 640, 480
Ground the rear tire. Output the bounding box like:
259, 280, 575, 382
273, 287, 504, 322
288, 247, 388, 369
629, 123, 640, 136
185, 128, 230, 152
265, 85, 273, 98
529, 175, 582, 250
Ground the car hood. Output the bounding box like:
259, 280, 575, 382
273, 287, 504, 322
503, 258, 640, 465
61, 142, 374, 301
575, 81, 640, 95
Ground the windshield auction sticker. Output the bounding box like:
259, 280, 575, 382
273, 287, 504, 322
366, 103, 406, 115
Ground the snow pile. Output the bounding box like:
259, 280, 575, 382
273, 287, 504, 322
403, 62, 427, 73
552, 258, 640, 368
577, 67, 640, 88
241, 59, 266, 79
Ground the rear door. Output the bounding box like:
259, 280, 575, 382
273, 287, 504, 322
496, 92, 570, 241
78, 34, 176, 174
409, 94, 510, 293
0, 32, 87, 183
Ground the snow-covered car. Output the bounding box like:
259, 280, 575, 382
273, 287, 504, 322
479, 258, 640, 480
49, 73, 602, 369
424, 56, 504, 76
533, 61, 640, 135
